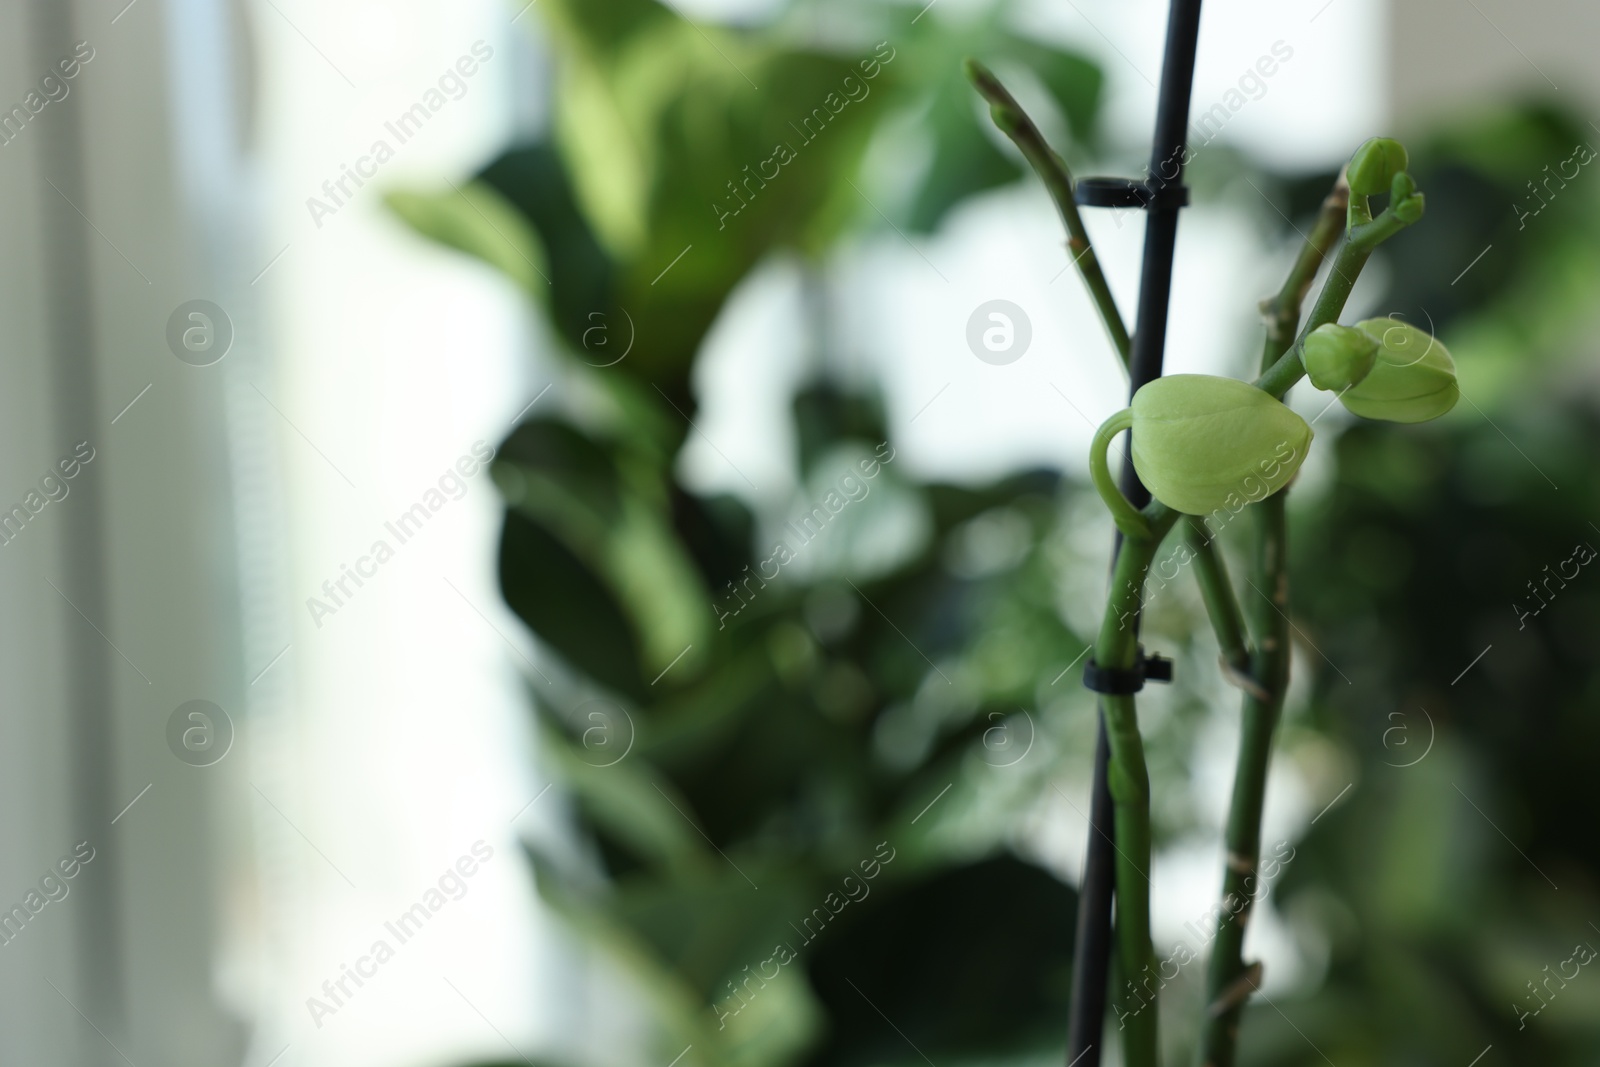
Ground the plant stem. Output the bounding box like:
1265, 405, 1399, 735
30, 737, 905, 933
1196, 179, 1347, 1067
1185, 518, 1250, 675
965, 60, 1132, 370
1252, 186, 1420, 400
1090, 504, 1177, 1067
1260, 180, 1348, 356
1251, 239, 1366, 398
1196, 494, 1288, 1067
1090, 410, 1151, 539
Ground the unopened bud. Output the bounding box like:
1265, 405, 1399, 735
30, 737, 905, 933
1339, 317, 1458, 423
1392, 190, 1426, 224
1347, 137, 1409, 198
1127, 375, 1313, 515
1303, 323, 1378, 392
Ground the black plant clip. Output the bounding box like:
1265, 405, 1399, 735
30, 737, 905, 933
1075, 176, 1191, 211
1082, 647, 1174, 695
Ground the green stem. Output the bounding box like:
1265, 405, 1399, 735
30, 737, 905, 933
1196, 178, 1347, 1067
1091, 504, 1178, 1067
1252, 189, 1422, 400
1197, 495, 1288, 1067
1090, 409, 1150, 539
965, 59, 1132, 370
1260, 179, 1348, 356
1186, 518, 1250, 675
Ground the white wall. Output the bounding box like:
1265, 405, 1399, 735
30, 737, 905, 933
250, 2, 555, 1066
0, 2, 563, 1065
0, 0, 251, 1063
1390, 0, 1593, 126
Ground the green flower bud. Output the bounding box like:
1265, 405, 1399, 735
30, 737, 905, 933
1392, 190, 1426, 224
1303, 324, 1378, 392
1339, 318, 1458, 423
1347, 137, 1409, 197
1125, 375, 1313, 515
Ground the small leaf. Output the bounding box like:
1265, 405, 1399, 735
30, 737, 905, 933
478, 143, 617, 354
499, 509, 648, 698
385, 182, 547, 294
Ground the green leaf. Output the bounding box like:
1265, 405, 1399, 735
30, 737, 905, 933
712, 962, 824, 1067
543, 719, 708, 874
526, 858, 726, 1067
385, 182, 547, 294
478, 142, 617, 355
496, 417, 713, 689
543, 6, 898, 389
607, 869, 810, 991
499, 508, 648, 698
805, 856, 1078, 1061
536, 0, 675, 65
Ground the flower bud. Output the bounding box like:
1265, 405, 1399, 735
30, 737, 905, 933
1389, 171, 1426, 221
1347, 137, 1409, 198
1339, 318, 1458, 423
1128, 375, 1313, 515
1392, 190, 1426, 224
1303, 324, 1378, 392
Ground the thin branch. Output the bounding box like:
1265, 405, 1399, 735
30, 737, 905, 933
1253, 182, 1424, 398
965, 60, 1132, 371
1198, 175, 1349, 1067
1186, 517, 1252, 675
1259, 177, 1349, 360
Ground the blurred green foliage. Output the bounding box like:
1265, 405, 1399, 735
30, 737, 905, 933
391, 3, 1112, 1067
391, 0, 1600, 1063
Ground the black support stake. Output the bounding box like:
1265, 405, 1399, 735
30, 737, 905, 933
1065, 2, 1204, 1065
